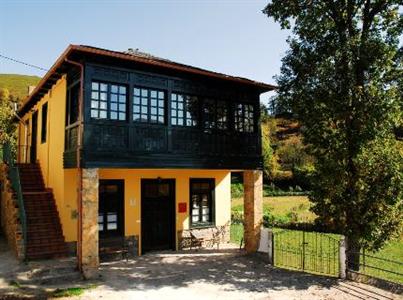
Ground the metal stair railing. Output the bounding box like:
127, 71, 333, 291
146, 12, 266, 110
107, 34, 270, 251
2, 142, 27, 259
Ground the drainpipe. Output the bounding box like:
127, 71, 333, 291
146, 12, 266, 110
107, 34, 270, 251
64, 58, 84, 272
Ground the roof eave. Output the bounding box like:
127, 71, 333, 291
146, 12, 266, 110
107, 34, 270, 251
17, 44, 276, 117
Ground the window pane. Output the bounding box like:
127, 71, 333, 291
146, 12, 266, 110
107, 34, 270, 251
100, 83, 108, 91
91, 110, 98, 118
108, 223, 117, 230
107, 213, 117, 222
99, 111, 107, 119
92, 82, 99, 90
111, 85, 118, 93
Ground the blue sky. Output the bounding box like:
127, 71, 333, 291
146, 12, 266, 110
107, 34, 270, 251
0, 0, 290, 102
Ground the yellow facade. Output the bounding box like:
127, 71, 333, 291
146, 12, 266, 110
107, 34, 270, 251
99, 169, 231, 253
18, 76, 78, 242
17, 76, 232, 252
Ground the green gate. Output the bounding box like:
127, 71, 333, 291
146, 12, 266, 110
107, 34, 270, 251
273, 229, 340, 277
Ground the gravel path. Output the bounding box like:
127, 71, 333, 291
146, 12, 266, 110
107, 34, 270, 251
78, 248, 401, 300
0, 241, 400, 300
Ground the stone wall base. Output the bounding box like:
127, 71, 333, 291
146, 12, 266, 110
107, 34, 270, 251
125, 235, 139, 258
347, 271, 403, 294
0, 164, 25, 260
66, 241, 77, 256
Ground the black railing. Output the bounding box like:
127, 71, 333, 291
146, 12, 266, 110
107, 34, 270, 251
273, 229, 340, 277
347, 249, 403, 284
2, 142, 27, 258
69, 122, 262, 169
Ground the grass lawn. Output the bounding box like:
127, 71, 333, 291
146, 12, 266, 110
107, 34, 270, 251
232, 196, 316, 223
230, 196, 403, 283
364, 239, 403, 283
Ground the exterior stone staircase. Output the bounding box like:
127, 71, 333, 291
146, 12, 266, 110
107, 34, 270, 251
17, 163, 68, 260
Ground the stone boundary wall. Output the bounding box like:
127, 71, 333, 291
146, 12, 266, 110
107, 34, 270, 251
0, 164, 24, 260
346, 271, 402, 294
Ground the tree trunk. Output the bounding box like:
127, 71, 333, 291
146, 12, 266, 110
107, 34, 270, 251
346, 237, 361, 271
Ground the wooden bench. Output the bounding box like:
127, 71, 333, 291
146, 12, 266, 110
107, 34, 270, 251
180, 223, 230, 250
99, 236, 129, 261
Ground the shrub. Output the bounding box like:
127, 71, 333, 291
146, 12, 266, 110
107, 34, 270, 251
231, 183, 244, 198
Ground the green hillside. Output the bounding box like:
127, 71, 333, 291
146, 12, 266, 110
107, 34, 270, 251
0, 74, 41, 101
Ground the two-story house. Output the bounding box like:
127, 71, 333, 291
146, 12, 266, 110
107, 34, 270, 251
1, 45, 274, 278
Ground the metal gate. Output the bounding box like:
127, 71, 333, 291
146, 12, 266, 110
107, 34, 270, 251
273, 229, 340, 277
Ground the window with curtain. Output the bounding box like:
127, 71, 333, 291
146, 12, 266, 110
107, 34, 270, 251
190, 179, 215, 227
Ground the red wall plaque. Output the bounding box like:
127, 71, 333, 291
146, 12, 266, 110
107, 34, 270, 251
178, 202, 187, 213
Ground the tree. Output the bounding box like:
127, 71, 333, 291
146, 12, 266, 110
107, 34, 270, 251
262, 120, 279, 180
264, 1, 403, 269
0, 88, 17, 148
260, 103, 270, 121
